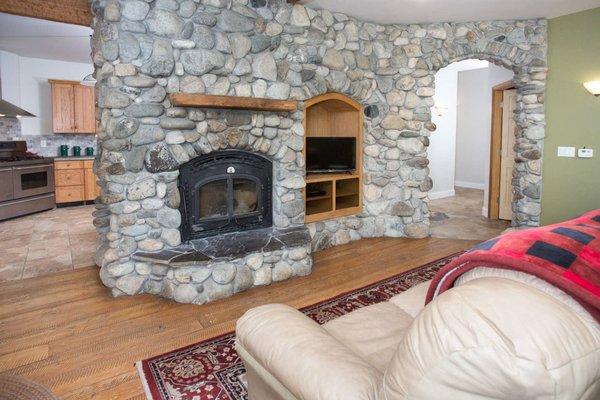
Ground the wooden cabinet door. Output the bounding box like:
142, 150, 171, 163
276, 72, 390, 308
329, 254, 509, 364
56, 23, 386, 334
55, 186, 85, 203
84, 168, 99, 201
52, 83, 75, 133
74, 85, 96, 134
55, 170, 85, 187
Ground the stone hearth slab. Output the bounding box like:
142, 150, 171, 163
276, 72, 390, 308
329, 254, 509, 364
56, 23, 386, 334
133, 226, 310, 267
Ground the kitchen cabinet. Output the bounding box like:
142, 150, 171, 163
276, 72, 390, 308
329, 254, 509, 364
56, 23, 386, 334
49, 80, 96, 134
54, 159, 99, 204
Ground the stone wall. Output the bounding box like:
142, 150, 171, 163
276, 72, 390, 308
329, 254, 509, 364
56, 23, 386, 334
90, 0, 547, 301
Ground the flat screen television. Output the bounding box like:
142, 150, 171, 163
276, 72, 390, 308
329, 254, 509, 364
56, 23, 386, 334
306, 137, 356, 173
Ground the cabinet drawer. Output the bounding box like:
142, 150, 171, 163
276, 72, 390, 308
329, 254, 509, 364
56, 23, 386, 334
55, 170, 84, 186
83, 160, 94, 169
55, 186, 85, 203
55, 160, 84, 170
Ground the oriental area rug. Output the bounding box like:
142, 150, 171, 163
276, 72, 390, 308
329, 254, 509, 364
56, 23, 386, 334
137, 252, 462, 400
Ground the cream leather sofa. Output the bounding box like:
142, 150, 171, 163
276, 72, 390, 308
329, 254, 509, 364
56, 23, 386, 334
236, 268, 600, 399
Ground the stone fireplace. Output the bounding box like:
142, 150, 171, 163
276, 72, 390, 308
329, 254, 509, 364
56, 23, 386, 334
98, 106, 313, 304
90, 0, 547, 304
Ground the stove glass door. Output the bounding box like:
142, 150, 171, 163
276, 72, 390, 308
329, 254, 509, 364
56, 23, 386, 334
12, 164, 55, 199
21, 171, 48, 190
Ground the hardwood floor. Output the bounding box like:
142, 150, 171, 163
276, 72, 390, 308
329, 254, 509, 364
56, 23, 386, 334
0, 237, 477, 399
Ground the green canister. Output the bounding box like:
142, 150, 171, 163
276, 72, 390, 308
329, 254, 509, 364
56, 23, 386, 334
59, 145, 69, 157
73, 146, 81, 157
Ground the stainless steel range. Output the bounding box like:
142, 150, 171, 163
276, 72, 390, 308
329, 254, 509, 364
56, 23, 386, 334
0, 141, 55, 221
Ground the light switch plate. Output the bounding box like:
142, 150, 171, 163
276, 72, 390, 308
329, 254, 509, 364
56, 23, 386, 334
578, 148, 594, 158
557, 146, 576, 157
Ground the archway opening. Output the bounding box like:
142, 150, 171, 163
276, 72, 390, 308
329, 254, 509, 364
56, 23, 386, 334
428, 59, 515, 240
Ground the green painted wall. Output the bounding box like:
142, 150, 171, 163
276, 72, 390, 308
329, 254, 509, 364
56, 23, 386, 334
541, 7, 600, 224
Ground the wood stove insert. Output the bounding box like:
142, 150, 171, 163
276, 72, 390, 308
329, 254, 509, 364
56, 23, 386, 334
178, 150, 272, 241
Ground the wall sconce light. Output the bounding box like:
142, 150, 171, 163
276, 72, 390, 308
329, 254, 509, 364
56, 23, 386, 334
583, 81, 600, 96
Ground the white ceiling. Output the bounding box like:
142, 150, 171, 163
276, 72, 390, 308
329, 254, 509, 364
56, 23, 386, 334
306, 0, 600, 24
0, 13, 92, 64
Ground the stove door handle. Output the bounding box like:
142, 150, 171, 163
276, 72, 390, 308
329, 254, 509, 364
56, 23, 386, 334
0, 167, 12, 172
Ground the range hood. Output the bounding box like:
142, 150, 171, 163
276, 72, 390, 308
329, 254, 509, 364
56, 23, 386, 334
0, 98, 35, 117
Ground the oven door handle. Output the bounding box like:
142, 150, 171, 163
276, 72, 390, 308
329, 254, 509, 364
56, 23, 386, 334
0, 167, 13, 172
13, 164, 53, 170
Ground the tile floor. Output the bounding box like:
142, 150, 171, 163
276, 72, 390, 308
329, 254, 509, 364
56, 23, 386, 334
0, 205, 97, 282
0, 188, 506, 282
430, 187, 511, 241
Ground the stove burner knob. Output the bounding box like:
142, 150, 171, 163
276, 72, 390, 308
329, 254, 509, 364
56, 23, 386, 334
227, 166, 235, 174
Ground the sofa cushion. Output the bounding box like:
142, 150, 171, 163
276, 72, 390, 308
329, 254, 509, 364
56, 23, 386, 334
323, 302, 414, 372
456, 267, 599, 327
382, 277, 600, 400
236, 303, 383, 400
388, 280, 430, 317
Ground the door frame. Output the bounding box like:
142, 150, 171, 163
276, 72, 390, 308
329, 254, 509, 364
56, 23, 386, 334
488, 80, 515, 220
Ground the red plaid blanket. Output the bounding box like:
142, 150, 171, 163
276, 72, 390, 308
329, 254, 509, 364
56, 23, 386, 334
426, 209, 600, 321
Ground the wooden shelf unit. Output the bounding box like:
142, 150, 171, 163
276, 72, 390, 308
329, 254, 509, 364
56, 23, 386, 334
169, 93, 297, 112
303, 93, 363, 223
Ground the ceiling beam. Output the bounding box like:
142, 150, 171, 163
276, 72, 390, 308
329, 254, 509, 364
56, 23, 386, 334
0, 0, 92, 27
0, 0, 301, 27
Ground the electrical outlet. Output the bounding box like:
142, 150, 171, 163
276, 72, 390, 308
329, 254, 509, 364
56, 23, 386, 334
557, 146, 575, 158
578, 148, 594, 158
40, 140, 48, 147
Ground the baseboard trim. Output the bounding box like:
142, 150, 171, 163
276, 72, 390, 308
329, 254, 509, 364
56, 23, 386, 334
429, 189, 455, 200
455, 180, 486, 190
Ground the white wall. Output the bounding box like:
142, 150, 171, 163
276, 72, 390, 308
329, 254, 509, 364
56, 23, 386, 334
429, 59, 488, 200
455, 68, 491, 189
0, 50, 93, 136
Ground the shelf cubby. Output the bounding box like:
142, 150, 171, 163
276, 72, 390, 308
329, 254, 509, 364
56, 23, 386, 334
335, 177, 360, 210
303, 93, 363, 223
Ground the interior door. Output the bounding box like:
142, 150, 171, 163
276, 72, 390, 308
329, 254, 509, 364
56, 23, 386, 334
74, 85, 96, 133
499, 89, 517, 220
52, 83, 75, 133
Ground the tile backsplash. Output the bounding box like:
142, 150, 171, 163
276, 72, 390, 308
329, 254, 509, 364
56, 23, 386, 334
0, 117, 97, 157
0, 118, 21, 138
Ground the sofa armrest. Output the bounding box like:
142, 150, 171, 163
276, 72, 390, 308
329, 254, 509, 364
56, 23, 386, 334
236, 304, 382, 400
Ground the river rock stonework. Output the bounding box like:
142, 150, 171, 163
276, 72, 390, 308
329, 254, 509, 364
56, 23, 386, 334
90, 0, 547, 302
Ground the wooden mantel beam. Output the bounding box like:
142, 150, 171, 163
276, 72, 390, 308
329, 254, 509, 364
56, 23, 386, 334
170, 93, 298, 112
0, 0, 92, 27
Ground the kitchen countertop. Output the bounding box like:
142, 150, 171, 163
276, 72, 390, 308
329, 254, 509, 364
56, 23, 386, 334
53, 156, 96, 161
